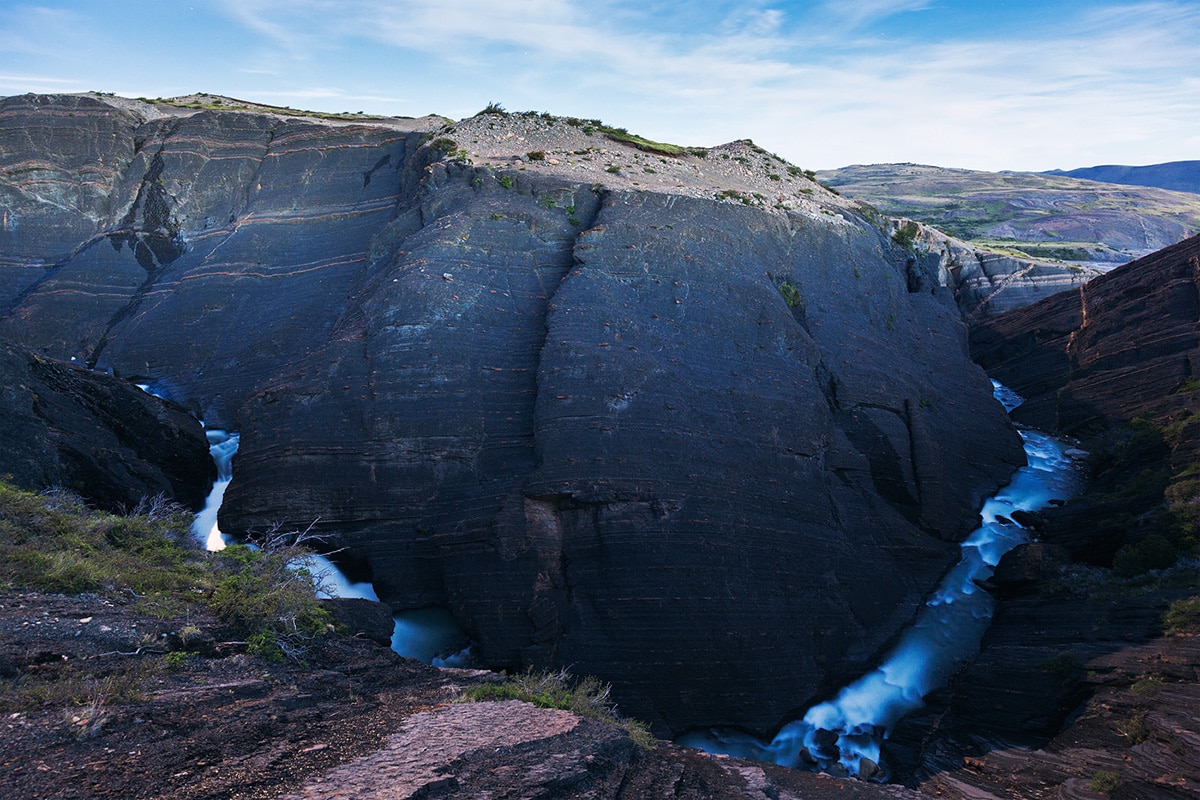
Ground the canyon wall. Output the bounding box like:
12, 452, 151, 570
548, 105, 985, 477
0, 93, 1025, 734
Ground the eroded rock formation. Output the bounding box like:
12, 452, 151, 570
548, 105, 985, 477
0, 339, 212, 511
0, 93, 1025, 734
970, 233, 1200, 435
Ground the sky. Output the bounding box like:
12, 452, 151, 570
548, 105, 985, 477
1, 0, 1197, 172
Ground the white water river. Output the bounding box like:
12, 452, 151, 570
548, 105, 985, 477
678, 381, 1085, 778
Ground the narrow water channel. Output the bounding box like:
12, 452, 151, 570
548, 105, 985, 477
678, 381, 1085, 778
191, 428, 473, 663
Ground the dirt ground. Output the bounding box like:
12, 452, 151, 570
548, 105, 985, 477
0, 591, 482, 800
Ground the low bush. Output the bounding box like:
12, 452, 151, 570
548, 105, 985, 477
778, 282, 802, 308
1163, 596, 1200, 633
1089, 769, 1121, 793
0, 481, 330, 662
459, 669, 653, 749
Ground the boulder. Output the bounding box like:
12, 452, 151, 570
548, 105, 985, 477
0, 339, 212, 510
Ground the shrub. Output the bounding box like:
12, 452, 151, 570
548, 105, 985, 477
209, 544, 332, 661
1089, 770, 1121, 793
527, 150, 545, 161
779, 282, 802, 308
459, 669, 653, 749
498, 175, 514, 189
1112, 534, 1177, 577
430, 137, 457, 154
892, 221, 920, 250
1163, 596, 1200, 633
1118, 712, 1150, 744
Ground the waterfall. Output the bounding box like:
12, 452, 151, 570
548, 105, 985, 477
678, 381, 1085, 778
189, 429, 377, 599
189, 427, 471, 660
191, 429, 240, 552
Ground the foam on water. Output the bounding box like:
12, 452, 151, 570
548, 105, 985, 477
191, 430, 240, 551
679, 381, 1085, 778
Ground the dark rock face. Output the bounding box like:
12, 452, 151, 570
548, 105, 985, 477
0, 93, 1025, 735
0, 93, 435, 423
0, 339, 212, 510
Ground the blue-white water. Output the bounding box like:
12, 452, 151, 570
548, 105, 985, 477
191, 429, 240, 552
679, 381, 1085, 778
191, 428, 472, 663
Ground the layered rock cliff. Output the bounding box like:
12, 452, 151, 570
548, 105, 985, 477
970, 233, 1200, 434
891, 218, 1102, 319
0, 93, 1025, 734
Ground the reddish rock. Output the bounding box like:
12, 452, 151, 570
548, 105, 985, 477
971, 233, 1200, 434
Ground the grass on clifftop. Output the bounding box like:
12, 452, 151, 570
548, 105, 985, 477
458, 668, 654, 749
138, 95, 391, 122
0, 480, 332, 663
474, 103, 701, 158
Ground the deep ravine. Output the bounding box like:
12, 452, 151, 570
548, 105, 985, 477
679, 381, 1086, 780
190, 428, 474, 664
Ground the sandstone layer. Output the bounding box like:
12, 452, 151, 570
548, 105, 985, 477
0, 93, 1025, 734
971, 233, 1200, 435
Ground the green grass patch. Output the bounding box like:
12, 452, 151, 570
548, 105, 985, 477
1163, 596, 1200, 633
0, 481, 332, 663
778, 282, 802, 308
458, 669, 653, 749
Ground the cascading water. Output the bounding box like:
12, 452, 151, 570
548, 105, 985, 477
191, 429, 240, 552
678, 381, 1085, 779
190, 426, 473, 662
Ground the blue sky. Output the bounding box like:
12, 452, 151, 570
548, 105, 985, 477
1, 0, 1197, 171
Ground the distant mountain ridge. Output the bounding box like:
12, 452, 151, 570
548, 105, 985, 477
1044, 160, 1200, 195
816, 162, 1200, 269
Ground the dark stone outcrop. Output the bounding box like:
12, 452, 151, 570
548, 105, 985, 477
0, 93, 1025, 735
0, 338, 212, 510
321, 597, 396, 647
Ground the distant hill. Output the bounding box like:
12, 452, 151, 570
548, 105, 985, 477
1044, 160, 1200, 195
815, 162, 1200, 266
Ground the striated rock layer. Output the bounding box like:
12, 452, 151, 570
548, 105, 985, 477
0, 93, 1024, 734
971, 233, 1200, 434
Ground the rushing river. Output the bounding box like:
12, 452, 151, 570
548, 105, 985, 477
678, 381, 1085, 778
191, 428, 473, 664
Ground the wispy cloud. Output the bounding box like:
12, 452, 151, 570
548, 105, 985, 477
2, 0, 1195, 170
816, 0, 935, 30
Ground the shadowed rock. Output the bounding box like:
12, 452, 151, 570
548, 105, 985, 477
0, 339, 212, 510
